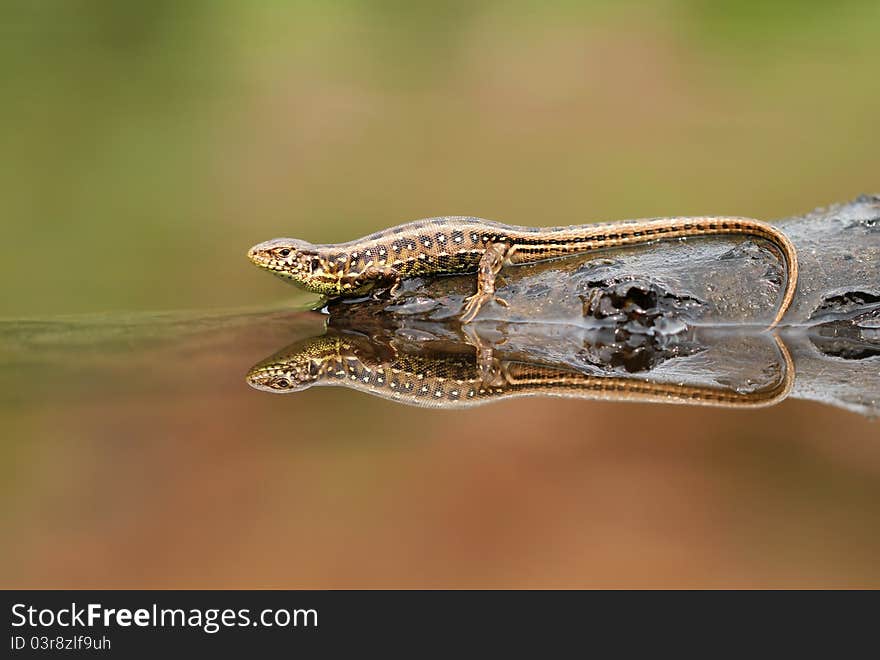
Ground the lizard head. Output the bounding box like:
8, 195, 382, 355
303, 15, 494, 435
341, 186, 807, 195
245, 333, 345, 394
247, 238, 339, 296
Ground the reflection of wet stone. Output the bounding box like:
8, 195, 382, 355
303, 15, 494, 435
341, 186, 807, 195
809, 305, 880, 360
575, 328, 702, 374
715, 355, 783, 395
568, 317, 702, 374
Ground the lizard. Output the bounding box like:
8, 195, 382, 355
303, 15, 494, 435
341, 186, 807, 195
247, 215, 798, 327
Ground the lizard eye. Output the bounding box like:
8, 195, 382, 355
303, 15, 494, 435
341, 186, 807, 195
275, 378, 290, 388
278, 248, 291, 257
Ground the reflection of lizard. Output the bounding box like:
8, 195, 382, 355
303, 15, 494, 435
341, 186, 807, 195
246, 329, 795, 410
248, 216, 798, 327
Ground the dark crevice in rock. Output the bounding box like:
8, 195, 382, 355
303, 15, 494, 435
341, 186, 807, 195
579, 279, 703, 330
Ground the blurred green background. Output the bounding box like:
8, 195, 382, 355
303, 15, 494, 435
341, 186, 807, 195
2, 0, 878, 315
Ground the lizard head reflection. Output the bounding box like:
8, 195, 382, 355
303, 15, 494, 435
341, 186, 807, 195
247, 330, 492, 406
247, 333, 343, 393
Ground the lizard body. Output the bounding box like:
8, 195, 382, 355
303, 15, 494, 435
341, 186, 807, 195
248, 216, 798, 327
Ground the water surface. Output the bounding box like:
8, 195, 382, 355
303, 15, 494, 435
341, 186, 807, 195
3, 306, 879, 588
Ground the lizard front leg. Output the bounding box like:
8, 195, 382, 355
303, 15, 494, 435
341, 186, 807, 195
460, 242, 513, 324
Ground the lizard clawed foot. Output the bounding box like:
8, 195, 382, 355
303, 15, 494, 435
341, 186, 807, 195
460, 293, 488, 324
460, 293, 509, 324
